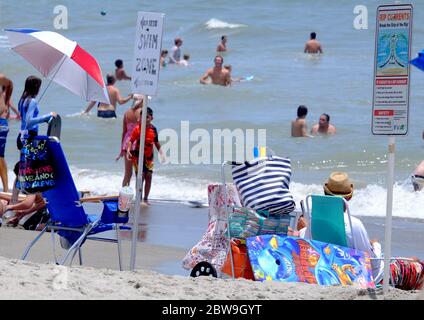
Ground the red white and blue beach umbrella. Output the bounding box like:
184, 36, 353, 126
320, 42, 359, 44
5, 28, 110, 104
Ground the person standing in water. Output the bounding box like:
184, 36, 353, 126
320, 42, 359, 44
304, 32, 323, 54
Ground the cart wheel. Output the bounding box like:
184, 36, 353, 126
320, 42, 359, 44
190, 262, 217, 278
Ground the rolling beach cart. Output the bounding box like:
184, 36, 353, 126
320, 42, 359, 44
187, 157, 300, 280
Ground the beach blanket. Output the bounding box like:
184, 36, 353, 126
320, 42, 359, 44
246, 235, 375, 289
182, 184, 241, 271
228, 207, 291, 239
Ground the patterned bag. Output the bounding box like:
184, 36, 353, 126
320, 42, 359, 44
182, 184, 241, 271
17, 137, 55, 194
231, 156, 295, 216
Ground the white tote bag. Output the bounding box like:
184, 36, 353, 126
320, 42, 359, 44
231, 156, 295, 215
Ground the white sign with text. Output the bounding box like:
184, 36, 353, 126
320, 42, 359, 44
131, 11, 164, 96
372, 4, 413, 135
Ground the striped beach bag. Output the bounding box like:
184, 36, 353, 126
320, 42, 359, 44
231, 156, 295, 216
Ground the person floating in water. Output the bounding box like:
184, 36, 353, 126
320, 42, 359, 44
304, 32, 323, 54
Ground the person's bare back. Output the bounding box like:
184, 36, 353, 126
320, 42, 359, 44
98, 86, 120, 111
304, 32, 323, 54
291, 118, 309, 137
115, 68, 131, 81
304, 40, 322, 54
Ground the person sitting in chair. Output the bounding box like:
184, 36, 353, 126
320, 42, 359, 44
296, 171, 384, 283
0, 162, 49, 230
296, 171, 424, 289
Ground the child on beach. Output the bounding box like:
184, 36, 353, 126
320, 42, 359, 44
126, 107, 163, 205
117, 96, 143, 187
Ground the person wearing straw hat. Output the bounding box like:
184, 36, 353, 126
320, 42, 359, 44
298, 171, 385, 282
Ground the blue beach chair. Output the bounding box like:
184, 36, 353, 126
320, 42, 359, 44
21, 136, 130, 270
304, 194, 357, 248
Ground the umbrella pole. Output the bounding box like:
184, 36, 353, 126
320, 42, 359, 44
130, 94, 148, 270
37, 55, 67, 104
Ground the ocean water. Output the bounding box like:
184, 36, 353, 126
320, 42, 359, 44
1, 0, 424, 220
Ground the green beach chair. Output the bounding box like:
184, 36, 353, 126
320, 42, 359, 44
304, 195, 357, 248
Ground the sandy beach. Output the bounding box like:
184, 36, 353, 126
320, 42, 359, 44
0, 254, 421, 300
0, 202, 422, 300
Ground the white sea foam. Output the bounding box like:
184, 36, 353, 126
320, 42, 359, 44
205, 18, 247, 29
290, 181, 424, 220
68, 166, 211, 203
7, 165, 423, 220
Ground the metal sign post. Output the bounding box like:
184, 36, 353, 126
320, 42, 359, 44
130, 11, 164, 271
372, 4, 412, 295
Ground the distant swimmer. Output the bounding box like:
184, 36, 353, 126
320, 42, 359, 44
224, 64, 243, 83
160, 49, 168, 68
114, 59, 131, 81
311, 113, 336, 135
179, 54, 190, 66
199, 55, 231, 86
304, 32, 323, 54
411, 160, 424, 192
217, 35, 227, 52
169, 38, 183, 64
291, 105, 312, 138
83, 74, 133, 118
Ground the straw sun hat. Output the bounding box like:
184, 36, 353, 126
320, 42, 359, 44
323, 172, 354, 200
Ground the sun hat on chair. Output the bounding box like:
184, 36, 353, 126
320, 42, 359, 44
323, 171, 354, 200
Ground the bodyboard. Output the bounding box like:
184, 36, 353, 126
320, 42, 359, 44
47, 114, 61, 139
246, 234, 375, 288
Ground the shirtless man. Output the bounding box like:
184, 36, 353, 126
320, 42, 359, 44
217, 35, 227, 52
115, 59, 131, 81
199, 55, 231, 86
83, 74, 133, 118
304, 32, 323, 54
291, 105, 311, 137
311, 113, 336, 135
